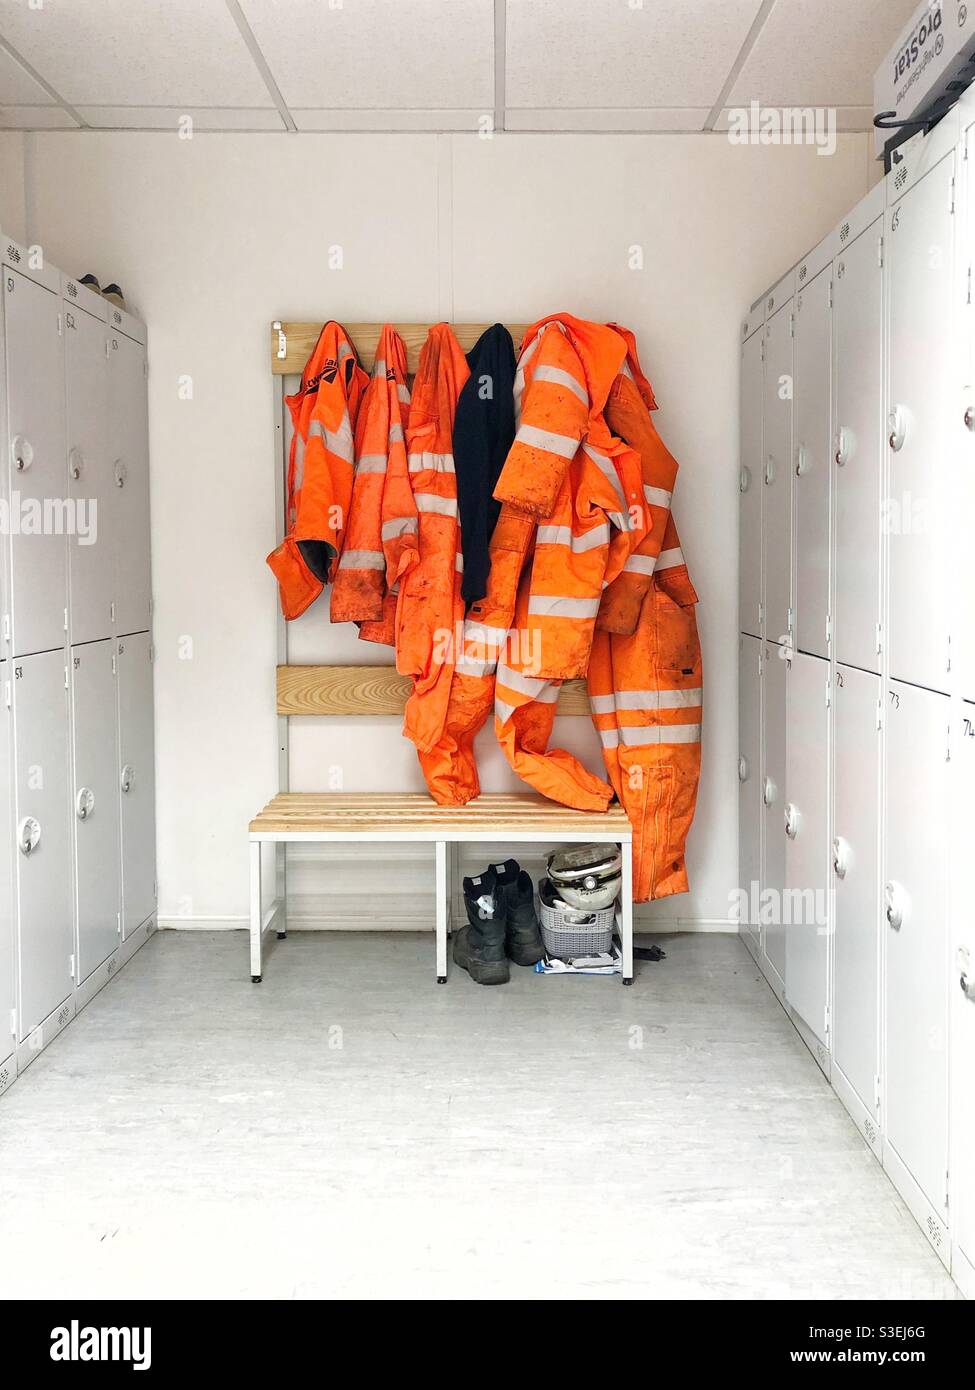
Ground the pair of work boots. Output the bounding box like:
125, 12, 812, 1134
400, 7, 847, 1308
453, 860, 545, 986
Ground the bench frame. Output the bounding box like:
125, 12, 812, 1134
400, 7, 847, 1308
258, 325, 635, 989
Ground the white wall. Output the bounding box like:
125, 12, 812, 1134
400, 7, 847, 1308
8, 129, 876, 930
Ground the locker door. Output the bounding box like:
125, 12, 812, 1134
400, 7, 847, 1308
885, 680, 949, 1215
66, 302, 113, 644
109, 332, 151, 635
887, 155, 954, 693
832, 664, 882, 1115
763, 640, 788, 980
738, 634, 762, 942
793, 268, 831, 658
0, 658, 14, 1069
12, 648, 72, 1036
71, 640, 120, 980
739, 328, 763, 637
785, 652, 830, 1044
117, 632, 155, 936
763, 302, 794, 647
3, 269, 67, 657
833, 218, 884, 674
959, 133, 975, 703
952, 700, 975, 1273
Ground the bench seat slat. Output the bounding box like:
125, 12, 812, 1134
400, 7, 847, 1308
250, 792, 630, 837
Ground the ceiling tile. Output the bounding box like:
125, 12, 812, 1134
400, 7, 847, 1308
0, 0, 273, 106
0, 103, 77, 128
240, 0, 494, 110
76, 106, 286, 131
506, 0, 764, 109
0, 40, 53, 102
729, 0, 920, 108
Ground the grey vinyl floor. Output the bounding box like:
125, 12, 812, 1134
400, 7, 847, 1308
0, 930, 958, 1300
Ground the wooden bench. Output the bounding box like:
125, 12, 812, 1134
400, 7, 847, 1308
249, 793, 634, 985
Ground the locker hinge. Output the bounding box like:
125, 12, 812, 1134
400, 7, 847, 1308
57, 312, 63, 336
104, 336, 110, 359
758, 601, 765, 627
876, 698, 884, 732
877, 235, 884, 269
63, 665, 69, 691
874, 1075, 882, 1112
143, 357, 148, 377
117, 912, 121, 937
149, 643, 154, 663
69, 953, 75, 982
110, 601, 115, 624
949, 176, 956, 215
946, 1170, 951, 1213
823, 1004, 830, 1037
789, 312, 795, 338
111, 653, 117, 676
63, 606, 68, 633
9, 1008, 15, 1039
827, 278, 833, 308
968, 265, 973, 306
787, 606, 794, 637
825, 674, 831, 709
825, 613, 832, 647
875, 622, 884, 657
4, 680, 10, 710
760, 337, 766, 363
947, 720, 952, 764
1, 613, 9, 643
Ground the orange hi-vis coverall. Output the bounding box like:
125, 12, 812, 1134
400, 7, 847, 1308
267, 322, 368, 620
329, 326, 414, 646
416, 315, 647, 810
396, 323, 471, 757
587, 353, 702, 901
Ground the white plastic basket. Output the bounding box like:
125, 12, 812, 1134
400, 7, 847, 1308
538, 889, 617, 959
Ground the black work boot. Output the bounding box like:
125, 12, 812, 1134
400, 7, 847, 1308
453, 868, 509, 985
493, 860, 545, 966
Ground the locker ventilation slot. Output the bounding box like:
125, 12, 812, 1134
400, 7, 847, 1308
798, 264, 807, 283
839, 222, 851, 243
6, 243, 21, 263
894, 166, 908, 191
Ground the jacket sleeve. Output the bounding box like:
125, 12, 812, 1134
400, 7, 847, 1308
493, 329, 589, 520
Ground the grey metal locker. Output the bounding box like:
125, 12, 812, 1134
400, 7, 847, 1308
793, 268, 831, 659
117, 632, 155, 936
71, 640, 120, 981
832, 663, 882, 1117
65, 299, 113, 645
738, 634, 762, 944
833, 217, 884, 675
763, 302, 794, 647
953, 699, 975, 1278
12, 648, 72, 1037
884, 679, 949, 1217
887, 153, 954, 694
784, 651, 830, 1045
739, 328, 763, 637
3, 268, 67, 658
108, 331, 151, 635
763, 639, 788, 981
0, 658, 14, 1077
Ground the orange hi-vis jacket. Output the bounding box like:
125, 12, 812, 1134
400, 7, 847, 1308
329, 326, 414, 645
587, 371, 702, 902
416, 315, 642, 810
397, 324, 470, 756
267, 322, 368, 620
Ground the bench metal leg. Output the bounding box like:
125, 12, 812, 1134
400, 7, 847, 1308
250, 840, 263, 982
275, 842, 288, 938
435, 840, 448, 982
620, 839, 634, 985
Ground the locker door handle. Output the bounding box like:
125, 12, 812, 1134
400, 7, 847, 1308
114, 458, 127, 488
76, 787, 95, 820
763, 776, 777, 807
834, 427, 852, 467
764, 456, 775, 486
832, 836, 850, 879
738, 755, 749, 783
18, 816, 40, 856
784, 803, 799, 840
885, 881, 906, 930
965, 407, 975, 433
68, 447, 84, 480
795, 446, 809, 477
888, 406, 907, 452
120, 764, 134, 794
739, 465, 751, 494
11, 434, 33, 472
959, 948, 974, 999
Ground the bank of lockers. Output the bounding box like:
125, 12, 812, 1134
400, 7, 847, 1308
71, 640, 121, 981
784, 652, 830, 1047
65, 295, 113, 646
884, 680, 949, 1218
110, 331, 151, 637
793, 268, 831, 660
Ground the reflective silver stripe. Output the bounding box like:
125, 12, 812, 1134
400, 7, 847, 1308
589, 693, 616, 715
584, 444, 627, 508
455, 654, 492, 677
414, 493, 458, 517
657, 546, 685, 570
356, 454, 387, 474
409, 451, 455, 473
614, 688, 702, 712
382, 516, 418, 540
495, 697, 515, 725
536, 522, 610, 554
310, 412, 355, 463
337, 341, 354, 360
397, 385, 411, 405
608, 511, 631, 533
516, 422, 578, 460
644, 485, 672, 509
338, 549, 384, 571
496, 663, 558, 702
527, 595, 601, 620
599, 727, 620, 749
533, 364, 588, 406
513, 331, 543, 425
455, 552, 464, 572
388, 423, 405, 445
373, 358, 387, 378
624, 553, 657, 576
463, 621, 508, 649
619, 723, 701, 747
